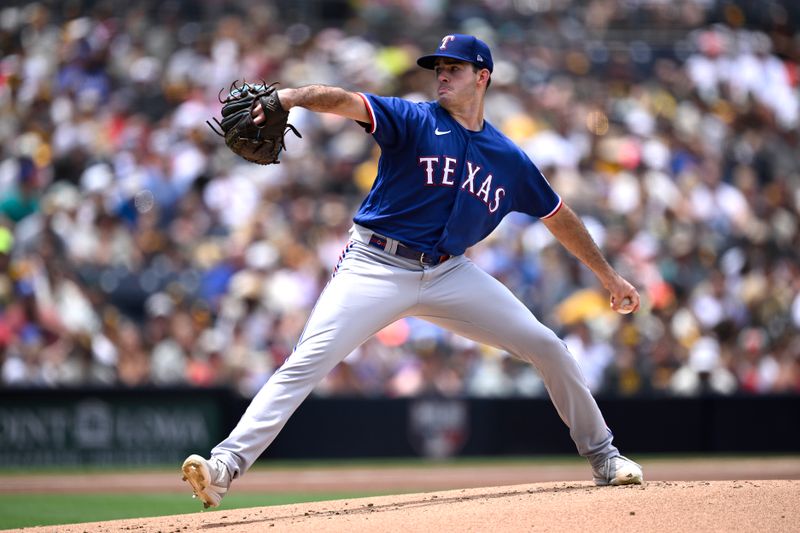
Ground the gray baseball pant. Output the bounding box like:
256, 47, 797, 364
211, 224, 618, 478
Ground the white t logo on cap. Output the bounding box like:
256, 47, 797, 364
440, 35, 456, 50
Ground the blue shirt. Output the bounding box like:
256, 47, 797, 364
353, 93, 561, 257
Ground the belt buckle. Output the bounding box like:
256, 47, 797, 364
419, 252, 429, 266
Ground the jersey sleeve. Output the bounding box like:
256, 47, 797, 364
356, 93, 425, 151
517, 152, 562, 219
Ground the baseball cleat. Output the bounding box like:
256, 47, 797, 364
592, 455, 644, 486
181, 454, 231, 508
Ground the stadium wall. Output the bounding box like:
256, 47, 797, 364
0, 389, 797, 466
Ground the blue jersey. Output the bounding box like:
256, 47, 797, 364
353, 93, 562, 257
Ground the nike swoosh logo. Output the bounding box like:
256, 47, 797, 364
434, 128, 451, 136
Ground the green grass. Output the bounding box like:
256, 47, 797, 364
0, 455, 585, 476
4, 452, 796, 476
0, 491, 389, 530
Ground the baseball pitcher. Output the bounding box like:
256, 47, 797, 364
182, 34, 643, 508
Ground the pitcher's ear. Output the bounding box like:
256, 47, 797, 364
479, 69, 491, 88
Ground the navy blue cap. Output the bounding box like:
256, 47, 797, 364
417, 34, 494, 73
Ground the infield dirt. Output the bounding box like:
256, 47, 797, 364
8, 457, 800, 533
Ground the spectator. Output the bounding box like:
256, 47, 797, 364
0, 0, 798, 398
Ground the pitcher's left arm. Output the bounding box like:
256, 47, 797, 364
541, 203, 640, 314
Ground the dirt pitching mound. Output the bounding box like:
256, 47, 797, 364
16, 480, 799, 533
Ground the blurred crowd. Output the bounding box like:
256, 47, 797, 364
1, 0, 799, 397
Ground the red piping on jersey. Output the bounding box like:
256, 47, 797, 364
540, 197, 563, 219
357, 92, 377, 134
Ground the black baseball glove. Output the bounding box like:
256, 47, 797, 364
208, 81, 301, 165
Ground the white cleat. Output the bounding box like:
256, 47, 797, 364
181, 454, 231, 508
592, 455, 644, 486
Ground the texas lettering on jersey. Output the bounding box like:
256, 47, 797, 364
353, 92, 561, 256
418, 156, 506, 213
